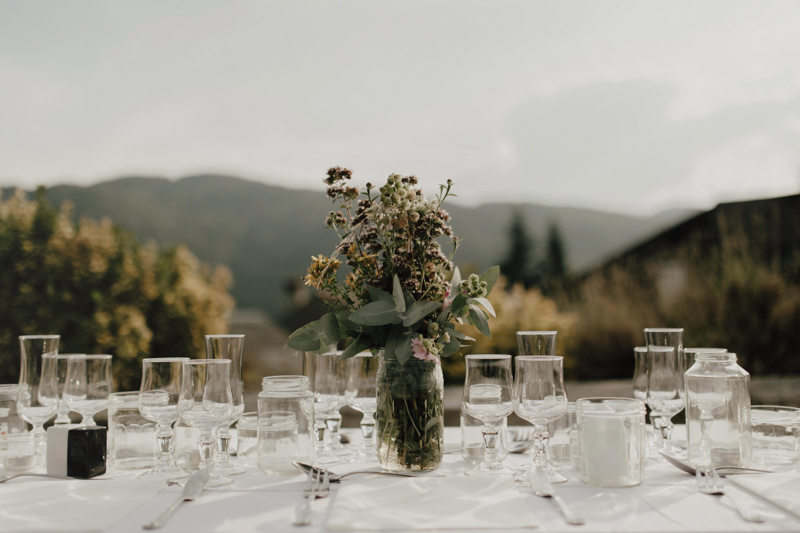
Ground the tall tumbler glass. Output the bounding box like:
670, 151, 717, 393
326, 351, 352, 457
17, 335, 60, 460
345, 352, 379, 463
306, 351, 340, 465
54, 354, 84, 425
64, 354, 113, 427
633, 346, 660, 458
205, 335, 246, 475
517, 331, 557, 356
178, 359, 234, 487
512, 355, 568, 483
463, 354, 514, 476
138, 357, 189, 480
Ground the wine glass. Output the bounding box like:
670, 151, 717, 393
462, 354, 514, 476
17, 335, 60, 459
205, 335, 246, 475
63, 354, 113, 427
646, 346, 684, 452
54, 354, 84, 425
178, 359, 234, 487
516, 331, 557, 356
634, 346, 662, 457
512, 355, 568, 483
306, 351, 340, 465
344, 352, 379, 463
138, 357, 190, 480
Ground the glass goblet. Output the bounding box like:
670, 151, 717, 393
512, 355, 568, 483
345, 352, 379, 463
463, 354, 514, 476
54, 354, 84, 425
178, 359, 234, 487
646, 345, 684, 452
307, 351, 339, 465
205, 334, 247, 475
138, 357, 190, 480
63, 355, 113, 427
17, 335, 60, 459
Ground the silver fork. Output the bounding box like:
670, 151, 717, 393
696, 465, 765, 523
293, 470, 330, 526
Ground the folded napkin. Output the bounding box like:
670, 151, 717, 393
326, 475, 539, 531
729, 472, 800, 519
0, 477, 165, 533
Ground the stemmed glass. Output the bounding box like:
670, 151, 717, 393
17, 335, 60, 459
327, 351, 352, 457
463, 354, 514, 476
646, 346, 684, 452
633, 346, 661, 456
178, 359, 234, 487
307, 351, 340, 465
138, 357, 190, 480
512, 355, 568, 483
54, 354, 84, 425
63, 355, 113, 427
345, 352, 379, 463
205, 335, 246, 475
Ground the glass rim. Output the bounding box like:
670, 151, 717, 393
633, 347, 647, 352
516, 331, 557, 336
109, 391, 140, 398
142, 357, 191, 363
67, 354, 112, 360
515, 355, 562, 362
751, 405, 800, 423
684, 347, 727, 354
183, 358, 231, 365
646, 346, 676, 353
19, 335, 60, 340
205, 334, 245, 339
752, 405, 800, 412
576, 397, 645, 415
56, 353, 85, 359
695, 352, 736, 361
262, 375, 309, 382
322, 349, 345, 356
643, 328, 684, 333
466, 354, 511, 360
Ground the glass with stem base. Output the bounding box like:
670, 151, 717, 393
63, 355, 113, 427
512, 355, 568, 483
54, 354, 84, 425
345, 352, 379, 463
138, 357, 190, 480
463, 354, 514, 475
634, 346, 662, 457
17, 335, 60, 461
306, 351, 340, 465
646, 346, 684, 452
178, 359, 234, 487
205, 334, 246, 475
326, 351, 353, 457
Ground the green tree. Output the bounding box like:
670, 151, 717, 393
499, 210, 538, 288
542, 222, 568, 295
0, 188, 235, 391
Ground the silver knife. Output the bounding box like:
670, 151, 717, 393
528, 466, 585, 526
143, 469, 210, 530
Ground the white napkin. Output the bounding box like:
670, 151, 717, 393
729, 472, 800, 519
326, 475, 539, 531
0, 477, 165, 533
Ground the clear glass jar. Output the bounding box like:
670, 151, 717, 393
258, 376, 313, 466
0, 385, 26, 436
685, 353, 752, 467
107, 391, 157, 470
258, 411, 299, 475
460, 404, 507, 465
751, 406, 800, 465
236, 412, 258, 466
577, 397, 646, 488
548, 402, 577, 466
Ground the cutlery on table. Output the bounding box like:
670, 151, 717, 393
293, 469, 330, 526
142, 469, 210, 530
660, 452, 772, 477
696, 464, 766, 523
0, 473, 109, 483
528, 465, 585, 526
292, 462, 443, 482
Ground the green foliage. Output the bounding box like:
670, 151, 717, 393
0, 189, 235, 390
499, 210, 538, 288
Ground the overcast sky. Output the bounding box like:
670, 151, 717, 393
2, 1, 799, 214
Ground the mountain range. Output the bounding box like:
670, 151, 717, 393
3, 175, 697, 317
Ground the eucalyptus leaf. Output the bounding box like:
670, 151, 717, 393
445, 328, 475, 342
335, 311, 360, 331
392, 275, 406, 313
395, 332, 414, 365
367, 285, 393, 304
384, 331, 398, 360
390, 373, 417, 399
320, 313, 341, 344
449, 293, 468, 317
467, 297, 496, 318
284, 320, 325, 351
468, 305, 491, 338
403, 290, 415, 310
350, 301, 400, 326
439, 335, 462, 357
424, 417, 441, 432
401, 300, 441, 327
340, 334, 368, 360
436, 307, 451, 328
479, 265, 500, 294
450, 267, 462, 293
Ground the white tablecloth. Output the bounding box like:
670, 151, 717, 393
2, 427, 800, 533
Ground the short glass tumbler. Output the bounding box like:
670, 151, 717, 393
751, 406, 800, 465
577, 397, 646, 488
258, 412, 299, 475
108, 392, 157, 470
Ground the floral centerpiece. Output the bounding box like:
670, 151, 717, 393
286, 167, 498, 471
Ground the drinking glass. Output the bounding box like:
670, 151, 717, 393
178, 359, 234, 487
326, 351, 352, 457
138, 357, 189, 480
55, 354, 84, 425
345, 352, 379, 463
634, 346, 661, 457
463, 354, 514, 475
646, 346, 684, 452
205, 335, 246, 475
306, 351, 340, 465
517, 331, 557, 356
17, 335, 60, 459
64, 354, 113, 427
236, 412, 258, 466
512, 355, 568, 483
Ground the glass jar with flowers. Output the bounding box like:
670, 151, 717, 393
285, 167, 498, 472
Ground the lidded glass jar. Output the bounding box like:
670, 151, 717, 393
685, 352, 751, 467
258, 376, 313, 464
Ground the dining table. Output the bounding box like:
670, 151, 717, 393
1, 426, 799, 533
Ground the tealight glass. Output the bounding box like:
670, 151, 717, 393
751, 406, 800, 465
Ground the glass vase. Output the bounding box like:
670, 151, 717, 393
376, 352, 444, 472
